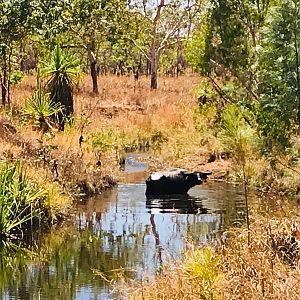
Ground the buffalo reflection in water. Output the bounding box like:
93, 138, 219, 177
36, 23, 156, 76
146, 194, 208, 215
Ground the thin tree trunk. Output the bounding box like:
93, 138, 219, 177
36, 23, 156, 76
7, 48, 12, 107
149, 0, 165, 89
151, 68, 158, 89
88, 47, 98, 94
150, 44, 158, 89
90, 60, 98, 93
1, 62, 7, 107
293, 30, 300, 125
242, 163, 250, 246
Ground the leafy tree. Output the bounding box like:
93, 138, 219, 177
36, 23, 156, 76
258, 1, 300, 148
0, 0, 34, 107
68, 0, 128, 93
22, 89, 63, 132
188, 0, 273, 100
129, 0, 201, 89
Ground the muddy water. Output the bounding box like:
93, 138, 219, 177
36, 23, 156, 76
0, 158, 247, 300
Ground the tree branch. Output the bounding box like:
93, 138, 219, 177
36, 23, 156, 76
129, 38, 150, 60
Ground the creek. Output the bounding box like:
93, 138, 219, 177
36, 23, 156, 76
0, 155, 247, 300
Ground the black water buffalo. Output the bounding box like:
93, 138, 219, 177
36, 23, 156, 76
145, 169, 211, 196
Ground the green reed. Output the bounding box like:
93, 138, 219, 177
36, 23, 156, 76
0, 163, 47, 239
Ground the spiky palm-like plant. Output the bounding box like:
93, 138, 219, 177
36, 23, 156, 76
22, 89, 62, 131
43, 46, 81, 130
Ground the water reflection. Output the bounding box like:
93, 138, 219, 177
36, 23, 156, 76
0, 181, 248, 300
146, 195, 208, 214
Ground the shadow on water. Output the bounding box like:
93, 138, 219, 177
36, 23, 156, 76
0, 154, 249, 300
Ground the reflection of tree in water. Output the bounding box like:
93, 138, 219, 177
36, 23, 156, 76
1, 228, 135, 300
150, 214, 162, 267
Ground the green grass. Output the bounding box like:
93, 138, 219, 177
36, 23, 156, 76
0, 162, 48, 239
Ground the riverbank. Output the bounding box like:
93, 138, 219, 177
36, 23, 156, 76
1, 74, 232, 217
2, 73, 299, 229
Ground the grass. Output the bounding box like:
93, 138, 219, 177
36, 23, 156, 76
5, 73, 300, 210
117, 196, 300, 300
5, 74, 230, 192
0, 162, 47, 238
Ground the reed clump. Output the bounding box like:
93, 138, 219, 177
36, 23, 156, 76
0, 162, 48, 239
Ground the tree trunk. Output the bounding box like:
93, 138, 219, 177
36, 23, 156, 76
150, 46, 158, 89
146, 59, 151, 76
7, 48, 12, 107
1, 46, 7, 107
151, 67, 158, 89
88, 47, 98, 94
294, 30, 300, 125
90, 60, 98, 94
1, 75, 7, 107
1, 67, 7, 107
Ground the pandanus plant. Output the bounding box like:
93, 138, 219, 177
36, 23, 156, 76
22, 89, 62, 132
43, 45, 81, 130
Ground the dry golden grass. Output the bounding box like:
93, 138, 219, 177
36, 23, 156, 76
8, 74, 229, 176
0, 73, 233, 221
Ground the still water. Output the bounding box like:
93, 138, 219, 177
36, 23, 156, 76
0, 168, 247, 299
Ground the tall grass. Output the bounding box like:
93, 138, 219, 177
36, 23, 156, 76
121, 247, 223, 300
220, 104, 258, 243
0, 163, 47, 239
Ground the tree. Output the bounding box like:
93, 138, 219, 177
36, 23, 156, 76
187, 0, 272, 100
0, 0, 34, 107
129, 0, 200, 89
258, 0, 300, 147
68, 0, 128, 93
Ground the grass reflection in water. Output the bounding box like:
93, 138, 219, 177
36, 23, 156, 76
0, 227, 135, 299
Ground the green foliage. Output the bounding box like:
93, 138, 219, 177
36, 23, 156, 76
194, 79, 219, 104
21, 89, 62, 130
43, 45, 81, 88
258, 1, 300, 150
0, 163, 47, 239
185, 15, 209, 73
0, 240, 33, 291
184, 247, 223, 300
221, 80, 249, 103
9, 70, 24, 86
220, 104, 257, 165
91, 130, 115, 153
91, 129, 168, 153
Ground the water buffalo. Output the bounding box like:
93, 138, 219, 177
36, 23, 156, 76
145, 169, 211, 196
19, 57, 37, 74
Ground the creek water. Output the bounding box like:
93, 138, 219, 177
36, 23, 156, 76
0, 156, 247, 300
